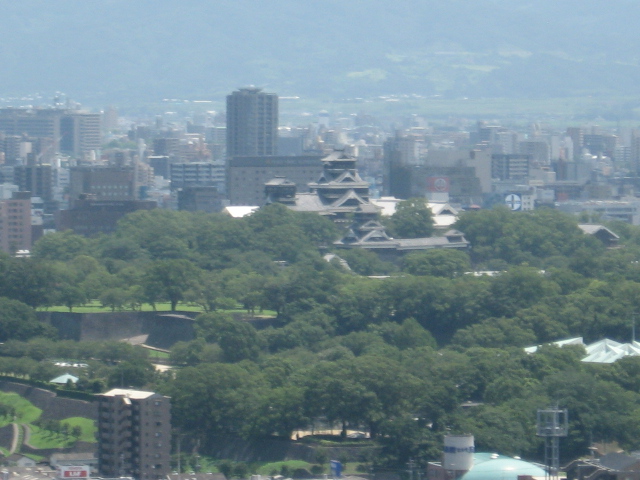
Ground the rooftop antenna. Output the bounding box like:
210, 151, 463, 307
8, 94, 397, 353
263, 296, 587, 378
537, 406, 568, 480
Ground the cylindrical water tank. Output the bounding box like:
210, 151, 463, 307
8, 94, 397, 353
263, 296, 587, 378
443, 434, 474, 471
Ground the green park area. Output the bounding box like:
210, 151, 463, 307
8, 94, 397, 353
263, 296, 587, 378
42, 301, 205, 314
0, 392, 41, 426
0, 392, 95, 452
184, 458, 367, 477
3, 206, 640, 471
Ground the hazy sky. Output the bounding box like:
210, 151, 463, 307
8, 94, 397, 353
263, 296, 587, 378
2, 1, 640, 105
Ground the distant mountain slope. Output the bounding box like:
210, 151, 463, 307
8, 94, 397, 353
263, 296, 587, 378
2, 0, 640, 104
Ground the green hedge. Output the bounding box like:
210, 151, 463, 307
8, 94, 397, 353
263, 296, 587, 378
0, 376, 95, 401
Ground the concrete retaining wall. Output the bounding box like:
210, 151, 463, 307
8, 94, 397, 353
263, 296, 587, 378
37, 311, 197, 349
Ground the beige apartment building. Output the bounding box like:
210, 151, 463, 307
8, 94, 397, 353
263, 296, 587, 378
0, 191, 31, 254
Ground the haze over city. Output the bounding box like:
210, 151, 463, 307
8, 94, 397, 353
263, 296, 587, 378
3, 0, 640, 115
1, 3, 640, 480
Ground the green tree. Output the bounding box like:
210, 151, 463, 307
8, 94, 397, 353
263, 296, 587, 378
143, 259, 201, 310
56, 285, 88, 312
303, 361, 375, 437
168, 363, 265, 439
250, 385, 308, 437
402, 249, 471, 277
184, 270, 224, 312
378, 318, 437, 350
0, 257, 57, 307
386, 198, 434, 238
99, 288, 129, 312
108, 360, 155, 388
195, 312, 263, 362
31, 231, 90, 261
454, 206, 597, 266
334, 248, 396, 276
115, 209, 197, 260
451, 317, 536, 349
485, 266, 560, 318
0, 297, 56, 341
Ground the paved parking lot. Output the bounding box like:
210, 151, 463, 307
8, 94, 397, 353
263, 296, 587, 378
1, 467, 58, 480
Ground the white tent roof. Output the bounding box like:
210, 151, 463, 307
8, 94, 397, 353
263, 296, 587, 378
222, 206, 259, 218
524, 337, 584, 354
582, 339, 640, 363
524, 337, 640, 364
50, 373, 79, 384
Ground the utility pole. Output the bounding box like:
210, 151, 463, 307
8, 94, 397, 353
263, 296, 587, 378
407, 459, 416, 480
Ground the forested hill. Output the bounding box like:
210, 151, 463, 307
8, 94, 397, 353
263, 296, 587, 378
3, 205, 640, 468
4, 1, 640, 103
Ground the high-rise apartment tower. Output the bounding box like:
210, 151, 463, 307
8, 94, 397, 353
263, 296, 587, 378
226, 87, 278, 157
96, 388, 171, 480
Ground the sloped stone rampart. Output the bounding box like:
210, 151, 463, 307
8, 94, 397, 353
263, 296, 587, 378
37, 311, 197, 349
0, 381, 97, 421
202, 435, 379, 463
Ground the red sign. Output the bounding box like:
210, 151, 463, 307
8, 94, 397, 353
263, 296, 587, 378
427, 177, 450, 193
64, 471, 87, 478
59, 466, 89, 479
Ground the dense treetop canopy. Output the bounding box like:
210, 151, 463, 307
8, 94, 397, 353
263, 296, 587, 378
7, 205, 640, 467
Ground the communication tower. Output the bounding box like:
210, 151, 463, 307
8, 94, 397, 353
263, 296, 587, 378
536, 407, 568, 480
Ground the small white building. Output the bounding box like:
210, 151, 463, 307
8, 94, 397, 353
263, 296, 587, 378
50, 373, 79, 385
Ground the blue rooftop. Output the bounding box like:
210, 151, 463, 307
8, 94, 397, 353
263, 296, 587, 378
459, 453, 546, 480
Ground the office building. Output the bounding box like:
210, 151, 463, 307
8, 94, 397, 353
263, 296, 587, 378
170, 162, 224, 191
14, 165, 53, 202
0, 108, 100, 158
153, 138, 180, 157
60, 112, 102, 156
386, 149, 490, 205
3, 135, 23, 165
148, 156, 170, 179
69, 166, 136, 207
96, 388, 171, 480
491, 154, 531, 181
0, 191, 32, 254
227, 155, 323, 205
519, 140, 550, 165
566, 127, 584, 161
383, 133, 421, 196
384, 134, 420, 166
57, 195, 156, 237
226, 87, 278, 157
177, 186, 224, 213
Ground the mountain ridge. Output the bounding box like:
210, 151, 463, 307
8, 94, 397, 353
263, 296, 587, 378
2, 1, 640, 105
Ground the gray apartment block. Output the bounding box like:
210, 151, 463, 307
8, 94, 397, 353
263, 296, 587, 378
226, 87, 278, 157
97, 389, 171, 480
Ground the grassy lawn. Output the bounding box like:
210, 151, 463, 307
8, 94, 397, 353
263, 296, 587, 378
27, 425, 75, 449
40, 301, 278, 318
256, 461, 363, 476
179, 455, 369, 476
255, 460, 312, 476
41, 301, 205, 314
0, 392, 42, 426
62, 417, 97, 443
0, 392, 97, 450
145, 349, 170, 359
